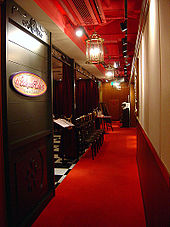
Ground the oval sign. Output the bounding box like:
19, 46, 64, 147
10, 71, 47, 97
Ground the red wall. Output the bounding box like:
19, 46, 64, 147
137, 121, 170, 227
0, 4, 7, 227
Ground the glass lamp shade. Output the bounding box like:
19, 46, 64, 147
86, 32, 104, 64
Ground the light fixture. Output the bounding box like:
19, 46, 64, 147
123, 51, 127, 57
114, 62, 119, 69
86, 30, 104, 64
122, 37, 127, 45
105, 64, 114, 77
120, 20, 127, 32
122, 45, 127, 53
125, 60, 130, 66
76, 27, 83, 37
111, 81, 121, 89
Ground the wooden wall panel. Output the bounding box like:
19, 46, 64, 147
0, 3, 7, 227
1, 1, 54, 226
101, 82, 129, 120
7, 22, 50, 146
9, 137, 49, 225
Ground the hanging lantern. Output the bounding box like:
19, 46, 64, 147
86, 31, 104, 64
105, 64, 114, 77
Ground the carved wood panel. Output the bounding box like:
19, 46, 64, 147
9, 137, 49, 225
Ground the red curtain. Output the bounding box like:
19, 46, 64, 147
76, 80, 87, 117
53, 80, 63, 118
53, 69, 99, 118
62, 63, 73, 117
76, 79, 99, 117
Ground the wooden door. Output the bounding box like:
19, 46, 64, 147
108, 99, 120, 120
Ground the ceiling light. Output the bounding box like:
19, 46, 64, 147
111, 81, 121, 89
123, 45, 127, 53
76, 27, 83, 37
122, 37, 127, 45
123, 52, 127, 57
120, 20, 127, 32
86, 31, 104, 64
105, 64, 114, 77
124, 54, 128, 58
106, 71, 113, 77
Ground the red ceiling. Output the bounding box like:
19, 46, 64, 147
33, 0, 143, 79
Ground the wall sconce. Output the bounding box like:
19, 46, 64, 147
86, 30, 104, 64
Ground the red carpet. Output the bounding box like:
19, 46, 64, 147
32, 124, 146, 227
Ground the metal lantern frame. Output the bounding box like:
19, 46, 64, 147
86, 31, 104, 64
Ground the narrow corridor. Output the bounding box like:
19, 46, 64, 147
32, 123, 146, 227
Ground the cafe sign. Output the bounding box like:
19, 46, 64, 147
10, 71, 47, 97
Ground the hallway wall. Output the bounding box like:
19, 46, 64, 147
0, 4, 7, 226
138, 0, 170, 175
137, 0, 170, 225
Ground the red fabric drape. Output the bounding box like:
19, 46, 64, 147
53, 70, 99, 118
76, 80, 87, 117
53, 80, 63, 118
62, 63, 73, 117
76, 79, 99, 117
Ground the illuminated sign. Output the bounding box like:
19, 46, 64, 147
10, 71, 47, 97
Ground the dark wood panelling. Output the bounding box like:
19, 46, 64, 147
1, 1, 54, 226
8, 41, 48, 72
137, 121, 170, 227
9, 137, 49, 226
0, 4, 7, 227
8, 22, 48, 57
101, 82, 129, 120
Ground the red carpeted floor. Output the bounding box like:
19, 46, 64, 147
32, 123, 146, 227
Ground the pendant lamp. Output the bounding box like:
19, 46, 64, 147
86, 31, 104, 64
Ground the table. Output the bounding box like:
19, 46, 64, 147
96, 115, 113, 131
